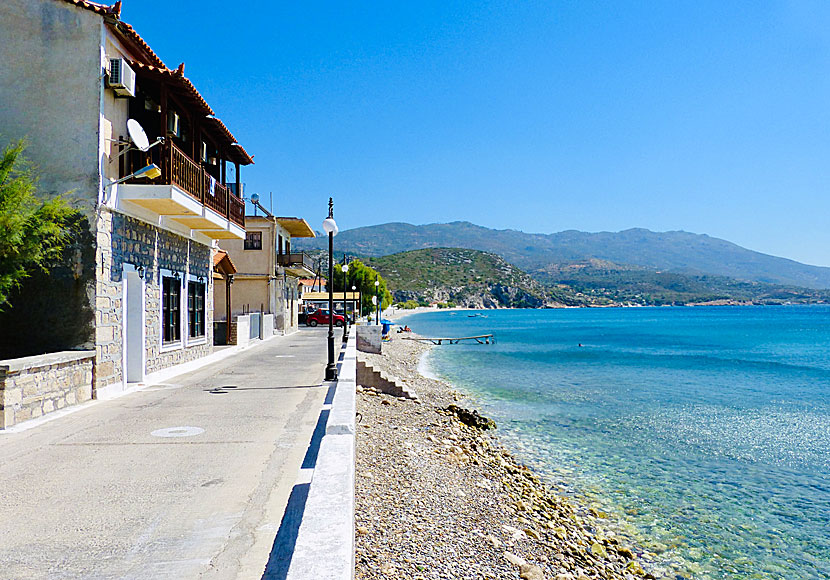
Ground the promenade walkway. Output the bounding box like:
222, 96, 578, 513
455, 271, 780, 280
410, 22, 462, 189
0, 328, 332, 579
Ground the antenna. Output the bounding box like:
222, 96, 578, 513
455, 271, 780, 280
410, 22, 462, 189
116, 119, 164, 161
127, 119, 150, 151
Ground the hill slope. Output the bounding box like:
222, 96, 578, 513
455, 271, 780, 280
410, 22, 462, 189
363, 248, 583, 308
540, 259, 830, 305
295, 222, 830, 289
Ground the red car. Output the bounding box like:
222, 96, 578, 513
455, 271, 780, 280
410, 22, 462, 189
306, 309, 345, 327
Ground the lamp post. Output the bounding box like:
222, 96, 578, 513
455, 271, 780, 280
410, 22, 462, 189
351, 285, 357, 328
322, 198, 338, 381
341, 258, 349, 343
374, 277, 380, 325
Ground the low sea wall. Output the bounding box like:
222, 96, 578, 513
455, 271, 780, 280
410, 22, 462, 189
286, 328, 356, 580
0, 350, 95, 429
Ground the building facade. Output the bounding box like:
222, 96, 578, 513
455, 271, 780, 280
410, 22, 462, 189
218, 216, 315, 336
0, 0, 252, 397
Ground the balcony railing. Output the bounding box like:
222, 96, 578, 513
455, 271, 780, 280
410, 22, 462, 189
278, 252, 315, 272
125, 141, 245, 228
168, 142, 245, 228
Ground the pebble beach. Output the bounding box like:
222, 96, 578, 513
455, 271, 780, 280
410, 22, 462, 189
354, 332, 654, 580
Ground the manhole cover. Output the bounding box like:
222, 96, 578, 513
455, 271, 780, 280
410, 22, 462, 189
151, 426, 205, 438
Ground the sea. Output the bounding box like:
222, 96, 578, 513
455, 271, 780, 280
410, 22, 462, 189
402, 305, 830, 580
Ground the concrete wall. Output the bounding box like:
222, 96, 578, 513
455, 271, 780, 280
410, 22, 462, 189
0, 0, 102, 210
262, 314, 275, 339
0, 351, 95, 429
222, 217, 275, 276
356, 326, 382, 354
0, 0, 103, 357
214, 275, 229, 322
229, 315, 250, 347
231, 277, 272, 317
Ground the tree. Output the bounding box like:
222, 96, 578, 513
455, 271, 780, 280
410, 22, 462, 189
0, 140, 77, 308
331, 259, 392, 315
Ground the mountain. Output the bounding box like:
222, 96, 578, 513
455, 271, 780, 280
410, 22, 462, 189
296, 222, 830, 289
363, 248, 583, 308
362, 249, 830, 307
540, 259, 830, 305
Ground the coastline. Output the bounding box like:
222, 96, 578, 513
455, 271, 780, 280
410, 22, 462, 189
355, 332, 656, 580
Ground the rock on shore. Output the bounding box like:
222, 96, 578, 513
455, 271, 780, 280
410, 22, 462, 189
355, 334, 655, 580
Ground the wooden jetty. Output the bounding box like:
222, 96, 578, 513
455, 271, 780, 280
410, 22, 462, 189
402, 334, 494, 345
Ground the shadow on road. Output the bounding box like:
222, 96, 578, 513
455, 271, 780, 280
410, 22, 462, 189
261, 408, 330, 579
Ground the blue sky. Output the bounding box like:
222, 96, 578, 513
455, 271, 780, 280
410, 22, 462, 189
124, 1, 830, 266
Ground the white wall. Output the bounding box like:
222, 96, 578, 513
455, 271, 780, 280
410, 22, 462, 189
0, 0, 103, 214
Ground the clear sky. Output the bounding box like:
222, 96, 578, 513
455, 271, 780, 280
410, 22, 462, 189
123, 1, 830, 267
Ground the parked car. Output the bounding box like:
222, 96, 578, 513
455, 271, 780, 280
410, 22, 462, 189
306, 309, 345, 327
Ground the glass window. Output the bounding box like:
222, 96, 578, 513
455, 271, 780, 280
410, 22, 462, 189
188, 281, 205, 338
245, 231, 262, 250
162, 276, 181, 343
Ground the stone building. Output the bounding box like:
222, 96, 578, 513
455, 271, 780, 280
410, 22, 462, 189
0, 0, 252, 398
217, 216, 316, 336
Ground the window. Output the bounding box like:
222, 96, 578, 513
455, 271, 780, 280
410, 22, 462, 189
162, 276, 181, 343
245, 231, 262, 250
188, 281, 205, 338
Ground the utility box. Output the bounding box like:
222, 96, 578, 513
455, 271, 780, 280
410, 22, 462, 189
356, 325, 382, 354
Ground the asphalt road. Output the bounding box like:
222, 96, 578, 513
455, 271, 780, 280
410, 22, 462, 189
0, 328, 332, 580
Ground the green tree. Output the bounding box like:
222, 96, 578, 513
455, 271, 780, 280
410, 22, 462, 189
0, 140, 76, 308
331, 259, 392, 315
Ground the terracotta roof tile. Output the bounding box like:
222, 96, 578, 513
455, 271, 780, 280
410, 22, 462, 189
130, 62, 253, 165
57, 0, 251, 164
58, 0, 114, 15
111, 20, 166, 68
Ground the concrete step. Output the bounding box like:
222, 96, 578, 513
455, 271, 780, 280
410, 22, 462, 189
356, 359, 419, 400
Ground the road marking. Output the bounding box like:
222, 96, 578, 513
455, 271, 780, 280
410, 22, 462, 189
151, 426, 205, 438
274, 355, 295, 358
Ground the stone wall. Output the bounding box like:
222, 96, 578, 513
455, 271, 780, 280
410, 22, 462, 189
0, 351, 94, 429
94, 209, 214, 390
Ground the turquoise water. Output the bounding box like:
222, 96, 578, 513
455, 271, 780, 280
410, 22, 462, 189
405, 306, 830, 579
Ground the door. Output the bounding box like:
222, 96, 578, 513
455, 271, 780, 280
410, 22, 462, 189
125, 271, 145, 383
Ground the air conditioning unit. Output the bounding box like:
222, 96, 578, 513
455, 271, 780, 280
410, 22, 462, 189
227, 183, 244, 197
107, 58, 135, 98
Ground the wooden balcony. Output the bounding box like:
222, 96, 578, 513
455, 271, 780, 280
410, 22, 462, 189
277, 252, 316, 277
116, 141, 246, 240
167, 142, 245, 228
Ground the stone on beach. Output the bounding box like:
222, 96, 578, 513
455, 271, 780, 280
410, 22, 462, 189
354, 332, 652, 580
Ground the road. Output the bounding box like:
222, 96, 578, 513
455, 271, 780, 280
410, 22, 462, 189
0, 328, 331, 580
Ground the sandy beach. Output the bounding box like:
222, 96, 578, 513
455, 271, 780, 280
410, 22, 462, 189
354, 332, 655, 580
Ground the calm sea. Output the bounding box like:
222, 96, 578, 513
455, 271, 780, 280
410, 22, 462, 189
404, 306, 830, 580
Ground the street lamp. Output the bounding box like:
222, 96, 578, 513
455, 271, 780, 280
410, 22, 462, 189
351, 285, 357, 328
341, 258, 349, 343
322, 198, 338, 382
374, 277, 380, 325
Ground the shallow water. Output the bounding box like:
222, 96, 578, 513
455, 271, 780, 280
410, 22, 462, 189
405, 306, 830, 579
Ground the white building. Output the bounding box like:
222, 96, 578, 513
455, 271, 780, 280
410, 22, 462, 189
0, 0, 253, 397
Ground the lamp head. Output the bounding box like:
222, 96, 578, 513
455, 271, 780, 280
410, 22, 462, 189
374, 280, 380, 286
250, 193, 260, 204
322, 217, 338, 236
342, 264, 349, 273
135, 163, 161, 180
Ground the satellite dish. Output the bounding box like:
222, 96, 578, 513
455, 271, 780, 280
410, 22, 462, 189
127, 119, 150, 152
